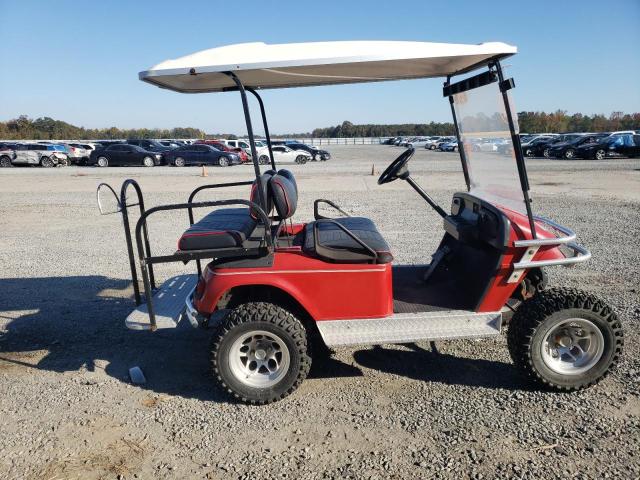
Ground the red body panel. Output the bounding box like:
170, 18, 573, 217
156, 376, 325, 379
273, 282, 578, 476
194, 208, 568, 320
476, 208, 565, 312
194, 248, 393, 321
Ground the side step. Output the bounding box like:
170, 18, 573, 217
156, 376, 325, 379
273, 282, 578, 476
126, 274, 198, 330
316, 310, 502, 347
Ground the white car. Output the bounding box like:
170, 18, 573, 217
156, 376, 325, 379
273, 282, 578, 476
12, 143, 68, 167
259, 145, 311, 164
407, 136, 438, 148
423, 136, 446, 150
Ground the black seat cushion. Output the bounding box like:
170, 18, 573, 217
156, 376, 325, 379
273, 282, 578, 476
179, 208, 257, 250
250, 172, 275, 219
303, 217, 393, 264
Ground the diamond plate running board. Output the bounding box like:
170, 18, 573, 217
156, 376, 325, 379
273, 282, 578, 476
126, 274, 197, 330
316, 310, 502, 347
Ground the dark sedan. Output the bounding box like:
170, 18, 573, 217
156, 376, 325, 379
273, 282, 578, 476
163, 144, 242, 167
285, 142, 331, 161
546, 134, 609, 159
576, 134, 640, 160
88, 144, 163, 167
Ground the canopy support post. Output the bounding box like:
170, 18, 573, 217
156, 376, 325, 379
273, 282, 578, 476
246, 87, 277, 171
445, 76, 471, 191
223, 72, 268, 212
492, 60, 537, 239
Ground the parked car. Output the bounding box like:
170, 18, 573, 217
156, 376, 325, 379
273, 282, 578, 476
406, 137, 432, 148
521, 134, 581, 158
223, 139, 267, 160
436, 137, 457, 150
126, 139, 173, 157
546, 134, 610, 159
423, 136, 446, 150
10, 143, 68, 167
439, 140, 459, 152
88, 144, 163, 167
159, 140, 180, 149
195, 140, 249, 162
68, 143, 96, 165
258, 145, 312, 164
577, 133, 640, 159
163, 143, 242, 167
0, 143, 17, 167
471, 138, 508, 152
285, 141, 331, 161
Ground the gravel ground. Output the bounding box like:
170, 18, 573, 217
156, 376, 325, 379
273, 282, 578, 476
0, 145, 638, 479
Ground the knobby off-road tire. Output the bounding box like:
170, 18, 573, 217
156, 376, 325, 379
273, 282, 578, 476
507, 288, 623, 391
211, 302, 311, 404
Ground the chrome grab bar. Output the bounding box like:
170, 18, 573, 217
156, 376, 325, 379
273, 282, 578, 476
509, 216, 591, 278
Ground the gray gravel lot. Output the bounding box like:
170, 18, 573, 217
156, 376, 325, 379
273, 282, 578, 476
0, 145, 638, 479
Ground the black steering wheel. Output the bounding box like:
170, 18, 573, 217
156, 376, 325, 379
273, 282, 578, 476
377, 148, 414, 185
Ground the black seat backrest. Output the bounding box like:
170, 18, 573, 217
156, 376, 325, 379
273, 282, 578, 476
277, 169, 297, 195
269, 173, 297, 219
250, 171, 275, 218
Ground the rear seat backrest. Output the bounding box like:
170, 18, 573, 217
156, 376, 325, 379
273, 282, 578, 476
269, 173, 297, 219
250, 171, 275, 219
277, 169, 298, 195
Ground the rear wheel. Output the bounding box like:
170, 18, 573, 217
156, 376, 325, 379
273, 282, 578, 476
142, 156, 155, 167
0, 156, 13, 168
507, 288, 623, 391
174, 157, 186, 167
429, 145, 436, 150
218, 156, 230, 167
452, 146, 458, 152
211, 302, 311, 404
594, 149, 606, 160
295, 155, 307, 164
97, 156, 108, 167
564, 148, 576, 159
524, 148, 535, 157
543, 148, 551, 158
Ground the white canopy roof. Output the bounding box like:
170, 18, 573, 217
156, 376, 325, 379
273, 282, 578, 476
139, 41, 516, 93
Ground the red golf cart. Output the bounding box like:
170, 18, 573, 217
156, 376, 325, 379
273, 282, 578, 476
98, 41, 623, 404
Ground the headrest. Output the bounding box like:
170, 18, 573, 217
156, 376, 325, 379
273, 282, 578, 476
277, 169, 297, 195
269, 173, 297, 220
250, 171, 274, 219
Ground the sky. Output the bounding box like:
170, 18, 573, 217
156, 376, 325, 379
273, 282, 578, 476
0, 0, 639, 135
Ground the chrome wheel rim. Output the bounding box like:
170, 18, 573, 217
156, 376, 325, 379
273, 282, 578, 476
143, 156, 154, 167
97, 157, 107, 167
565, 149, 574, 159
541, 318, 604, 375
175, 157, 185, 167
229, 330, 290, 387
595, 150, 605, 160
219, 157, 229, 166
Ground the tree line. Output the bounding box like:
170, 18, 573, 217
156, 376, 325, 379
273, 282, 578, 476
1, 111, 638, 141
0, 116, 206, 140
306, 111, 639, 138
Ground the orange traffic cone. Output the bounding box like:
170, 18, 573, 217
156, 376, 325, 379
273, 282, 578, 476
201, 165, 208, 177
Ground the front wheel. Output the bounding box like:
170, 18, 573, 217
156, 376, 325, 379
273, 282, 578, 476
173, 156, 186, 167
543, 148, 551, 158
218, 156, 230, 167
564, 148, 576, 159
211, 302, 311, 404
96, 156, 108, 167
507, 288, 623, 391
142, 156, 155, 167
594, 149, 606, 160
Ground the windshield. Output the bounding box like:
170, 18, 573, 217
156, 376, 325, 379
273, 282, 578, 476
452, 81, 526, 213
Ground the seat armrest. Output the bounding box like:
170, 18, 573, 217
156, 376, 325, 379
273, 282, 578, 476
314, 199, 351, 220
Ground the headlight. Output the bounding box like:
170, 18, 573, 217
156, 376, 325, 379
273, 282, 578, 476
154, 154, 162, 159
